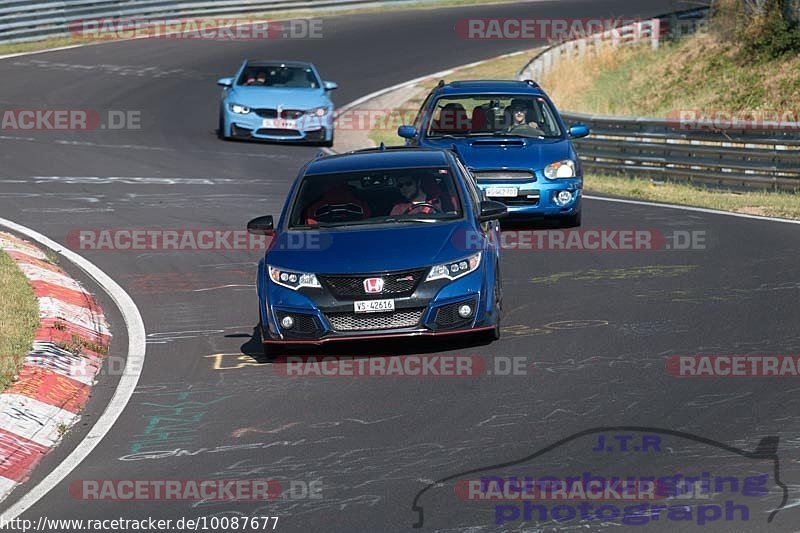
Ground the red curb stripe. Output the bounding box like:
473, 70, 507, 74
0, 231, 111, 498
6, 365, 90, 414
35, 319, 110, 349
30, 281, 99, 310
4, 251, 61, 273
0, 428, 49, 482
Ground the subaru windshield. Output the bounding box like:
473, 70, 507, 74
426, 95, 563, 139
289, 167, 463, 228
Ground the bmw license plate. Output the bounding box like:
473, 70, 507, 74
262, 118, 297, 129
354, 299, 395, 313
485, 187, 518, 198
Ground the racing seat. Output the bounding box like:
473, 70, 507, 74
420, 176, 458, 213
304, 184, 371, 225
471, 106, 489, 132
433, 103, 470, 132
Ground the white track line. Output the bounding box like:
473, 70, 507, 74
583, 195, 800, 225
0, 218, 146, 520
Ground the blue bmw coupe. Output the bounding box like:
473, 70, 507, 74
247, 147, 507, 354
398, 80, 589, 226
217, 60, 337, 146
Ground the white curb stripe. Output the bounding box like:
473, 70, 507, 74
26, 343, 101, 386
0, 218, 146, 520
0, 477, 18, 501
16, 263, 86, 292
0, 394, 77, 448
0, 237, 47, 260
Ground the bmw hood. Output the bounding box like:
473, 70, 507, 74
226, 87, 329, 109
266, 221, 475, 274
426, 137, 572, 171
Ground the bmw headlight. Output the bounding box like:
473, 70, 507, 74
229, 103, 251, 114
268, 266, 321, 290
544, 160, 576, 179
307, 107, 329, 117
426, 253, 482, 282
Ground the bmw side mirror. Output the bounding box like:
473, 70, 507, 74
479, 201, 508, 222
397, 125, 417, 139
568, 123, 590, 138
247, 215, 274, 234
217, 77, 234, 88
323, 81, 338, 91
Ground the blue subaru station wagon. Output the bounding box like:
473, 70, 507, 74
246, 147, 507, 355
398, 80, 589, 226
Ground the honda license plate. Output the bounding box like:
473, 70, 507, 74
354, 299, 395, 313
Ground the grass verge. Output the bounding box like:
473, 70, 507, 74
585, 174, 800, 219
539, 32, 800, 117
0, 250, 39, 391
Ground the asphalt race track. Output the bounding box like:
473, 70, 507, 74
2, 0, 800, 530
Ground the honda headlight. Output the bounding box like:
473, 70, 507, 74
229, 103, 251, 114
268, 265, 321, 290
544, 160, 576, 179
426, 253, 482, 282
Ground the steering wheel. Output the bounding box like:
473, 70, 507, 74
402, 201, 442, 215
314, 203, 365, 221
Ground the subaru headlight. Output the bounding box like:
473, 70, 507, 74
229, 103, 251, 114
426, 253, 482, 282
268, 265, 321, 290
307, 107, 329, 117
544, 160, 576, 179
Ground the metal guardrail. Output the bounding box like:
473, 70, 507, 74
562, 111, 800, 191
518, 7, 800, 191
0, 0, 399, 44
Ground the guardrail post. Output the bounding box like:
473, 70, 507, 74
651, 18, 660, 49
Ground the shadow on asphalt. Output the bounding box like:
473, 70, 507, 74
231, 325, 495, 364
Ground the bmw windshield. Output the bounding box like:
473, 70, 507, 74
426, 95, 563, 139
289, 167, 463, 228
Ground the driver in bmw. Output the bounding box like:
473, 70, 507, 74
390, 176, 442, 215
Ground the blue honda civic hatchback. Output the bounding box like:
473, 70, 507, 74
398, 80, 589, 226
217, 60, 337, 146
246, 147, 507, 354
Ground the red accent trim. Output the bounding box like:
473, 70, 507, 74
262, 326, 494, 345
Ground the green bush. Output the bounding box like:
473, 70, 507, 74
713, 0, 800, 59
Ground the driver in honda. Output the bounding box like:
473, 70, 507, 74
390, 176, 442, 216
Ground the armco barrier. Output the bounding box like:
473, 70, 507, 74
560, 111, 800, 191
518, 7, 800, 191
0, 0, 400, 44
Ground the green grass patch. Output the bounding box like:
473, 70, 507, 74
0, 250, 39, 391
540, 31, 800, 117
586, 173, 800, 220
